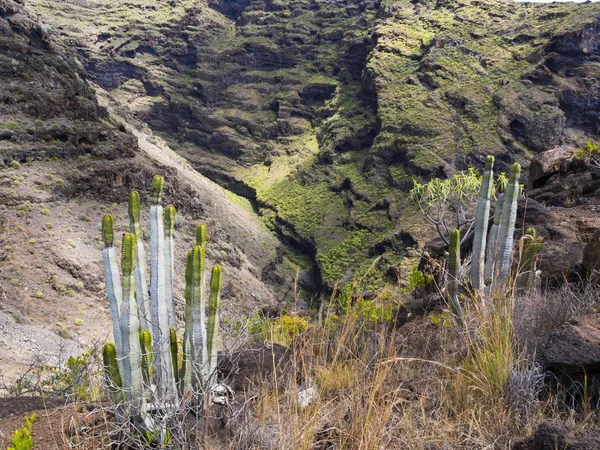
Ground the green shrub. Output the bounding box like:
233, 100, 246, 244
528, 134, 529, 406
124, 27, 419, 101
2, 121, 19, 131
248, 313, 310, 345
406, 266, 434, 291
7, 413, 35, 450
40, 208, 51, 216
10, 160, 21, 169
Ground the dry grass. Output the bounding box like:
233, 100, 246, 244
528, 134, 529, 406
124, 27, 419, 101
5, 274, 599, 449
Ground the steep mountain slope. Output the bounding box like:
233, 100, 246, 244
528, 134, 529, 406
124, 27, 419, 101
0, 0, 293, 379
23, 0, 600, 290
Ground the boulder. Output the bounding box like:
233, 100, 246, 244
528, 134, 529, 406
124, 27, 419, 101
527, 145, 578, 190
582, 228, 600, 277
514, 422, 600, 450
541, 314, 600, 375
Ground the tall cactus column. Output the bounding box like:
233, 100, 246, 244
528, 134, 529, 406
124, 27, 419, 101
207, 266, 222, 383
484, 194, 504, 282
471, 156, 494, 290
120, 234, 146, 420
184, 244, 207, 394
102, 215, 123, 367
149, 175, 178, 403
164, 205, 177, 330
448, 229, 464, 323
495, 163, 521, 284
128, 192, 151, 331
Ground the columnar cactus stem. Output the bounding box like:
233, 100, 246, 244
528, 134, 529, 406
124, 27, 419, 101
471, 156, 494, 290
164, 205, 177, 330
196, 223, 207, 246
149, 175, 178, 403
139, 329, 153, 384
207, 265, 222, 382
102, 343, 123, 403
119, 233, 146, 419
102, 215, 123, 366
517, 227, 544, 292
170, 328, 179, 386
448, 229, 463, 322
484, 194, 504, 282
128, 191, 151, 330
185, 245, 207, 392
495, 163, 521, 283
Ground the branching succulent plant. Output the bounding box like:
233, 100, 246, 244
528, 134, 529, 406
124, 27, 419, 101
101, 175, 224, 436
442, 161, 525, 323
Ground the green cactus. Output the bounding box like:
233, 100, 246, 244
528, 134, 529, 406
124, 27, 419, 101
149, 175, 178, 403
102, 215, 122, 366
128, 191, 151, 331
139, 329, 153, 384
484, 194, 504, 282
207, 265, 222, 381
471, 156, 494, 290
170, 328, 179, 386
164, 205, 177, 330
102, 343, 123, 403
517, 228, 544, 292
101, 176, 224, 432
448, 229, 463, 322
119, 233, 146, 421
183, 245, 207, 394
494, 163, 521, 283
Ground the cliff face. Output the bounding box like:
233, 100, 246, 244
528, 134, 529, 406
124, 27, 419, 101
0, 0, 295, 378
24, 0, 600, 289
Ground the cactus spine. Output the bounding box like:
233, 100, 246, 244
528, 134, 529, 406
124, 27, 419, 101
495, 163, 521, 283
149, 175, 178, 403
471, 156, 494, 290
128, 191, 151, 331
448, 229, 463, 322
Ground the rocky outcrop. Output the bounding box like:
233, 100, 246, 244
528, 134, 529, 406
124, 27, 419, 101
0, 0, 136, 167
23, 0, 600, 289
515, 422, 600, 450
527, 145, 578, 190
542, 314, 600, 375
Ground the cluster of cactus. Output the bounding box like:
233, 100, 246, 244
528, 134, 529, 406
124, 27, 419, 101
101, 175, 223, 429
447, 158, 544, 319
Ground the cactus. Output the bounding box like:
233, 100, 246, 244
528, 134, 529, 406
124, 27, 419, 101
494, 163, 521, 283
128, 191, 151, 331
517, 228, 544, 292
101, 175, 224, 432
149, 176, 178, 403
207, 266, 222, 381
119, 233, 146, 421
164, 205, 177, 330
102, 215, 122, 367
471, 156, 494, 290
448, 229, 463, 322
183, 245, 207, 394
102, 343, 123, 403
484, 193, 504, 282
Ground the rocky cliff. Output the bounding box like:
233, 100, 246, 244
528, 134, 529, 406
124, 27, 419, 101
18, 0, 600, 291
0, 0, 294, 378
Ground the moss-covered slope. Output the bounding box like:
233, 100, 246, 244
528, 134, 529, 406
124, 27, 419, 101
26, 0, 600, 290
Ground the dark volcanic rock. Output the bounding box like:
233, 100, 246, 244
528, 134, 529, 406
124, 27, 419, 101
514, 422, 600, 450
0, 0, 136, 167
542, 314, 600, 375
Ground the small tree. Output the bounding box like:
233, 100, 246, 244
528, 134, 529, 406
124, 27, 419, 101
409, 168, 507, 245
